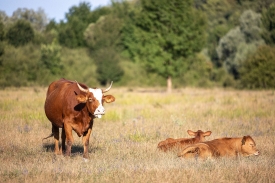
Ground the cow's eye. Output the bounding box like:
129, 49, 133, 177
88, 98, 94, 102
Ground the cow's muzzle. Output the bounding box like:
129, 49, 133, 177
94, 114, 104, 118
94, 106, 105, 118
254, 151, 260, 156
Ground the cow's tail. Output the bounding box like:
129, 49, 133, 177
177, 145, 199, 157
42, 133, 54, 141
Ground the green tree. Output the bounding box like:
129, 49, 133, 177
261, 3, 275, 45
93, 48, 124, 85
6, 20, 34, 47
216, 10, 264, 79
239, 10, 262, 43
10, 8, 48, 32
58, 2, 94, 48
89, 6, 111, 23
85, 12, 124, 85
180, 53, 214, 87
240, 45, 275, 89
122, 0, 206, 92
0, 44, 40, 87
44, 19, 59, 44
0, 20, 4, 58
197, 0, 234, 66
0, 20, 4, 41
40, 40, 63, 75
84, 15, 122, 50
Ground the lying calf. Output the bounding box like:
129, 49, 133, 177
178, 135, 260, 159
157, 130, 212, 152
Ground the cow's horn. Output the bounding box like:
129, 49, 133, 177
103, 81, 113, 93
75, 80, 89, 93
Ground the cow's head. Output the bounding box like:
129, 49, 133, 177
241, 135, 260, 156
75, 81, 115, 118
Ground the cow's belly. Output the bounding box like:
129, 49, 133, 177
45, 104, 64, 128
44, 92, 65, 128
45, 111, 64, 128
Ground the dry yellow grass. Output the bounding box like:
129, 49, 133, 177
0, 87, 274, 182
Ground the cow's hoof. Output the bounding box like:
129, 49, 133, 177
83, 158, 89, 162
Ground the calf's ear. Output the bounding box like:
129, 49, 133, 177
76, 94, 88, 103
103, 95, 115, 103
241, 136, 247, 145
187, 130, 196, 136
203, 131, 212, 137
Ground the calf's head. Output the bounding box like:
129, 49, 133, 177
187, 130, 212, 141
241, 135, 260, 156
75, 81, 115, 118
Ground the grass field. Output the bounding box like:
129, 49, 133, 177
0, 87, 274, 182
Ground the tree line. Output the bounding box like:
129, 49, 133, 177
0, 0, 274, 91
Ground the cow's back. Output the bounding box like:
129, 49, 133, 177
158, 138, 191, 151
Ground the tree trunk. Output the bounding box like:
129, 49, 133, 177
167, 76, 172, 93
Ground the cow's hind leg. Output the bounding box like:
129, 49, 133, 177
52, 125, 61, 155
61, 128, 66, 154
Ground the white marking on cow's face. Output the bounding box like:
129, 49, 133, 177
89, 88, 105, 118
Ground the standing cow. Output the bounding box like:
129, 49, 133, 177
44, 78, 115, 159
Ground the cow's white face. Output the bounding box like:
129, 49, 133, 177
75, 81, 115, 119
89, 88, 105, 118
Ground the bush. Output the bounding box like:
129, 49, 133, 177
180, 53, 214, 87
239, 45, 275, 89
0, 44, 40, 87
93, 48, 124, 86
261, 3, 275, 45
6, 20, 34, 47
40, 40, 63, 75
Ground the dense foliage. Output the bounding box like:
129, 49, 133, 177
0, 0, 275, 89
6, 20, 34, 47
122, 0, 206, 91
240, 45, 275, 89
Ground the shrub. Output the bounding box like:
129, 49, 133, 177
239, 45, 275, 89
40, 40, 63, 75
0, 44, 40, 87
93, 48, 124, 86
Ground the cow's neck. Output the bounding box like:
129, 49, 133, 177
226, 137, 243, 151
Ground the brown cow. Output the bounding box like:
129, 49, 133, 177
178, 135, 260, 159
157, 130, 212, 152
44, 78, 115, 159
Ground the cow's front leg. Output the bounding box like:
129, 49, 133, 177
64, 123, 74, 157
82, 127, 93, 159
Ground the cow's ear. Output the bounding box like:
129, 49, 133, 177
241, 136, 247, 145
187, 130, 196, 136
203, 131, 212, 137
76, 94, 88, 103
103, 95, 115, 103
